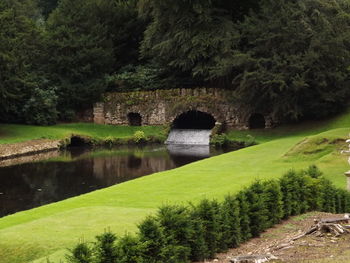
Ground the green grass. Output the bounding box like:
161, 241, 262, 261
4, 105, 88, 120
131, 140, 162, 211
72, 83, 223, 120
0, 123, 165, 144
0, 112, 350, 263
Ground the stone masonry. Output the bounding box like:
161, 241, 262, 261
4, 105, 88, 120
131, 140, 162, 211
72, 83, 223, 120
93, 88, 275, 129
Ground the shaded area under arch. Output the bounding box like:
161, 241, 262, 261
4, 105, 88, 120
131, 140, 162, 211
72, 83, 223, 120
249, 113, 266, 129
127, 113, 142, 126
172, 110, 216, 129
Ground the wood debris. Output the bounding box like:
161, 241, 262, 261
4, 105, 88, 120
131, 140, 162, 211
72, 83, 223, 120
229, 254, 277, 263
293, 216, 350, 239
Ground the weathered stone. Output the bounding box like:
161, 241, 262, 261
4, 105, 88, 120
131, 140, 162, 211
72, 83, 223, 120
0, 139, 61, 161
93, 88, 276, 129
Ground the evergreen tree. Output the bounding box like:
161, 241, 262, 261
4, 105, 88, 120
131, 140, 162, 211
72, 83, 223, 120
138, 216, 164, 263
219, 195, 241, 249
262, 180, 283, 227
319, 177, 337, 213
187, 213, 207, 262
156, 205, 191, 262
0, 0, 49, 124
46, 0, 114, 119
236, 191, 251, 242
245, 181, 269, 237
213, 0, 350, 121
140, 0, 240, 81
95, 231, 118, 263
116, 234, 142, 263
66, 242, 93, 263
192, 199, 220, 258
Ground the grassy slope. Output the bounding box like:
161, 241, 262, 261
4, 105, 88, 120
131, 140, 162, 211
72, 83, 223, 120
0, 123, 165, 144
0, 113, 350, 263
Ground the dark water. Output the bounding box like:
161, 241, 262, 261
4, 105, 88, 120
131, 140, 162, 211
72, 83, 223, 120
0, 145, 232, 218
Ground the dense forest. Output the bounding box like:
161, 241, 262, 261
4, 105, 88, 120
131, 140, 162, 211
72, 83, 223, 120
0, 0, 349, 125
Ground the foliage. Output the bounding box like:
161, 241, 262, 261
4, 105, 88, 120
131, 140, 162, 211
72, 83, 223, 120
244, 181, 270, 237
63, 167, 350, 263
45, 0, 114, 118
213, 0, 350, 121
95, 231, 118, 263
0, 0, 47, 124
132, 131, 146, 144
23, 87, 58, 125
38, 0, 58, 19
107, 64, 164, 92
210, 134, 229, 147
1, 0, 349, 125
66, 242, 93, 263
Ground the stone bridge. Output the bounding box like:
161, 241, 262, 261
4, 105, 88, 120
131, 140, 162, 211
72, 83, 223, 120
93, 88, 275, 130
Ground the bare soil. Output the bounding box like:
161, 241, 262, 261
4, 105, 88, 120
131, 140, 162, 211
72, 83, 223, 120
199, 212, 350, 263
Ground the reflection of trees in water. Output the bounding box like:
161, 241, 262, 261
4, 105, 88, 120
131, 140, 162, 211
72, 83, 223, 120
0, 145, 229, 218
92, 155, 176, 186
128, 156, 142, 169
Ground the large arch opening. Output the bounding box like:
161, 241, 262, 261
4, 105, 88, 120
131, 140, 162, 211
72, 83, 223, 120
173, 110, 216, 130
127, 112, 142, 126
249, 113, 266, 129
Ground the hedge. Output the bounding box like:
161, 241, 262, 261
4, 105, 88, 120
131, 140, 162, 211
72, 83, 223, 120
62, 165, 350, 263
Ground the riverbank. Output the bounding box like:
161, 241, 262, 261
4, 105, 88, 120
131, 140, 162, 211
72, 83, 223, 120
0, 123, 167, 145
0, 123, 167, 161
0, 139, 61, 161
0, 112, 350, 263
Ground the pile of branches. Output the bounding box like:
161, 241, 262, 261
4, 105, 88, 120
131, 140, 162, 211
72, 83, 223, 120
294, 216, 350, 239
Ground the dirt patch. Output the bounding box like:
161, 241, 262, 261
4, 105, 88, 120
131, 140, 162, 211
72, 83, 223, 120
199, 212, 350, 263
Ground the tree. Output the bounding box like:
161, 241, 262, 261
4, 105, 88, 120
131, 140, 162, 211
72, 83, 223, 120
140, 0, 243, 81
46, 0, 114, 119
138, 216, 164, 263
212, 0, 350, 121
0, 0, 49, 124
245, 181, 269, 237
38, 0, 58, 19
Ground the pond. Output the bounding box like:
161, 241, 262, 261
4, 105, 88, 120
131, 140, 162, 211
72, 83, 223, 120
0, 145, 234, 218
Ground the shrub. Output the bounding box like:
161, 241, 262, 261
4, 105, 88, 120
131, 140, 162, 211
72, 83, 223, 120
219, 195, 241, 249
66, 242, 93, 263
192, 199, 220, 258
210, 134, 228, 147
65, 166, 350, 263
236, 191, 251, 242
187, 209, 207, 261
116, 234, 142, 263
95, 231, 118, 263
262, 180, 283, 227
245, 181, 270, 237
138, 216, 163, 263
156, 205, 191, 262
306, 164, 323, 178
132, 131, 146, 144
23, 87, 58, 125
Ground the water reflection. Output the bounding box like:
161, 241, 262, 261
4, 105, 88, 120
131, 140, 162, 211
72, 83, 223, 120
0, 145, 232, 217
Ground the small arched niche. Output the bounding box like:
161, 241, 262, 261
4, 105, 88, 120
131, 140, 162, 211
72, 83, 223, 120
127, 112, 142, 126
172, 110, 216, 129
248, 113, 266, 129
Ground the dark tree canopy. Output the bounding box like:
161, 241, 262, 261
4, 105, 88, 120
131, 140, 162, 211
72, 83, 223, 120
0, 0, 349, 124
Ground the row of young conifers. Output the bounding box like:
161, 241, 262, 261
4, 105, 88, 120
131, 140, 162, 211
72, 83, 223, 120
60, 166, 348, 263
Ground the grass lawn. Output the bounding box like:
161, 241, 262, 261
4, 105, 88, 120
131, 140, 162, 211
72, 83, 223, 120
0, 112, 350, 263
0, 123, 166, 144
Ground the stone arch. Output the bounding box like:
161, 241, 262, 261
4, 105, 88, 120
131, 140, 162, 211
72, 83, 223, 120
127, 112, 142, 126
172, 110, 216, 129
248, 113, 266, 129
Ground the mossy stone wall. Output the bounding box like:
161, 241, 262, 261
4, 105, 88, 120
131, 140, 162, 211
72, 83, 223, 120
93, 88, 274, 129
